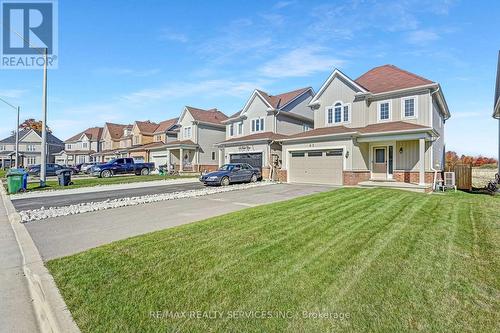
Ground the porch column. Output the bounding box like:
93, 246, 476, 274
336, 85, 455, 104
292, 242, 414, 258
218, 148, 224, 167
166, 149, 171, 171
179, 147, 184, 172
419, 138, 425, 185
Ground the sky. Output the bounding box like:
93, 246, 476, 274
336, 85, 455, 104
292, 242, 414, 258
0, 0, 499, 156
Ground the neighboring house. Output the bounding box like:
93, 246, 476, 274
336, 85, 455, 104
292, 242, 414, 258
127, 120, 160, 162
0, 128, 64, 168
163, 106, 228, 172
92, 123, 133, 162
217, 87, 314, 179
494, 51, 500, 174
145, 118, 179, 167
280, 65, 450, 189
54, 127, 103, 165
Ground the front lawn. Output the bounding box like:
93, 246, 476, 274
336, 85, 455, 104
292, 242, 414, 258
47, 188, 500, 332
20, 174, 196, 192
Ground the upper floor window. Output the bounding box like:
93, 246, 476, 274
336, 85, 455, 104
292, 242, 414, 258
402, 96, 417, 119
229, 124, 234, 136
303, 124, 311, 132
326, 102, 350, 125
0, 145, 5, 151
82, 142, 88, 148
251, 118, 264, 132
66, 144, 72, 150
26, 144, 36, 151
377, 100, 391, 122
183, 126, 192, 139
237, 122, 243, 135
133, 135, 140, 145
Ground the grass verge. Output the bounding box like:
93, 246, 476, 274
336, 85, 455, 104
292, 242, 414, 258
47, 188, 500, 332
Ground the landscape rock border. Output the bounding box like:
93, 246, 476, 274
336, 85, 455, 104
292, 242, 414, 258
21, 181, 275, 223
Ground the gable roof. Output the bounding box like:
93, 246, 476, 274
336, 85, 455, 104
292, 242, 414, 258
309, 68, 368, 106
494, 51, 500, 118
355, 65, 434, 94
0, 128, 63, 145
104, 122, 131, 141
184, 106, 228, 125
220, 131, 289, 144
154, 118, 179, 133
135, 120, 159, 134
65, 127, 103, 143
256, 87, 312, 110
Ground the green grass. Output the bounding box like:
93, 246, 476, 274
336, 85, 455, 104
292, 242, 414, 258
47, 188, 500, 333
0, 169, 5, 178
22, 174, 196, 192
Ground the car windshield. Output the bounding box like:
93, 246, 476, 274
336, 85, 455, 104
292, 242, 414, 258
218, 164, 236, 171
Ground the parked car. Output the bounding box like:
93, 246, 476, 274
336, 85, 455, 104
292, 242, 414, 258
28, 163, 72, 177
75, 162, 98, 174
92, 158, 155, 178
65, 165, 80, 174
200, 163, 261, 186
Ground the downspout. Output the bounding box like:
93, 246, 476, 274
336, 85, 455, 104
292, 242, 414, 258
429, 87, 441, 189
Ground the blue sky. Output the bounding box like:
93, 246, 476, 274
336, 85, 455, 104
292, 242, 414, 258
1, 0, 499, 156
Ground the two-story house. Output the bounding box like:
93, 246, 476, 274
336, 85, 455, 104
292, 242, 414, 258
494, 51, 500, 174
163, 106, 227, 172
217, 87, 314, 179
54, 127, 103, 165
280, 65, 450, 190
0, 128, 64, 168
128, 120, 160, 162
144, 118, 179, 167
93, 122, 133, 162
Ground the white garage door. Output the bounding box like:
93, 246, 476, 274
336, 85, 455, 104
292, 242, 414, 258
288, 149, 344, 185
150, 153, 168, 168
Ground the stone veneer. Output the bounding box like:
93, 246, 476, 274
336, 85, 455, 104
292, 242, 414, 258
343, 171, 371, 185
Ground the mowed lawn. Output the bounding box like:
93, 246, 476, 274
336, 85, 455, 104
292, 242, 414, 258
47, 188, 500, 333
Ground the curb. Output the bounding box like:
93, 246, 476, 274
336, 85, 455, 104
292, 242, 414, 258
0, 183, 80, 333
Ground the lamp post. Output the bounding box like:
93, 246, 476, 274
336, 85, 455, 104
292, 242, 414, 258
0, 96, 20, 168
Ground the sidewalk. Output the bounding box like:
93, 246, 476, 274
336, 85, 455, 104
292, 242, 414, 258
0, 195, 38, 332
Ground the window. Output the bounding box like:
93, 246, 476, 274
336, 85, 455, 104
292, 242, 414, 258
307, 151, 323, 157
402, 96, 417, 119
0, 145, 5, 151
229, 124, 234, 136
378, 101, 391, 121
82, 142, 88, 148
326, 149, 343, 156
375, 149, 385, 163
238, 122, 243, 135
326, 102, 350, 125
211, 151, 216, 160
27, 156, 36, 165
66, 144, 72, 150
291, 152, 305, 157
251, 118, 264, 132
133, 135, 140, 145
183, 127, 192, 139
303, 124, 310, 132
26, 144, 36, 151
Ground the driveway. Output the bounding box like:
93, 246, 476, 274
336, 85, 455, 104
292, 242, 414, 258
25, 183, 335, 261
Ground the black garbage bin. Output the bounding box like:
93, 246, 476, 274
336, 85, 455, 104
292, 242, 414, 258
56, 169, 73, 186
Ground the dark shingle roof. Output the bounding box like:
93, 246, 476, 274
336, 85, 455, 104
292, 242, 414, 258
256, 87, 311, 110
185, 107, 228, 125
0, 129, 63, 145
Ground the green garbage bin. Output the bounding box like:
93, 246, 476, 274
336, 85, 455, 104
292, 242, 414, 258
6, 169, 26, 194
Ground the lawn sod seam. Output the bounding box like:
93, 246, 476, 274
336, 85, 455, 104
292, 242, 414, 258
47, 189, 500, 333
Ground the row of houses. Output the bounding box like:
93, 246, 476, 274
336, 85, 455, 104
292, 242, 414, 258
56, 64, 451, 186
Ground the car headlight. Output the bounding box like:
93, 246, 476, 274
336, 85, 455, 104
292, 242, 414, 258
207, 176, 218, 181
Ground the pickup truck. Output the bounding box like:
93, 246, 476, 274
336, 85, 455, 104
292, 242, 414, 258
92, 158, 155, 178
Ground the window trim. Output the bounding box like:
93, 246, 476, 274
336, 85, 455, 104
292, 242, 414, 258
377, 100, 392, 122
251, 117, 265, 133
183, 126, 192, 139
237, 122, 243, 135
401, 96, 418, 120
229, 123, 234, 136
325, 101, 351, 126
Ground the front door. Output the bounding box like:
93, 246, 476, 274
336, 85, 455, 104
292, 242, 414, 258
372, 147, 387, 180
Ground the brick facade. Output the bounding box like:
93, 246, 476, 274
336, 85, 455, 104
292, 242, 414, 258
343, 171, 371, 185
196, 164, 219, 173
393, 171, 436, 184
261, 166, 271, 180
277, 169, 287, 182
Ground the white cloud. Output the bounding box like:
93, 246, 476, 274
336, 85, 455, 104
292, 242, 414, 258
259, 48, 344, 78
407, 30, 440, 45
274, 1, 295, 9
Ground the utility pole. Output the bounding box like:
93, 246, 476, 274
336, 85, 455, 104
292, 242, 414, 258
0, 97, 20, 168
40, 48, 48, 187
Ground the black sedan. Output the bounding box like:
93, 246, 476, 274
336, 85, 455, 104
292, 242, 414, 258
28, 163, 73, 177
200, 163, 261, 186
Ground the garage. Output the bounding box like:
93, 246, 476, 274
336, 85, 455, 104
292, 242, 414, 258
230, 152, 263, 170
150, 152, 168, 168
288, 149, 344, 185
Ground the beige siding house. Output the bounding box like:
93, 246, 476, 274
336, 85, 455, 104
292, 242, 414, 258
54, 127, 103, 165
281, 65, 450, 189
93, 123, 133, 162
494, 51, 500, 173
163, 107, 227, 172
217, 87, 314, 179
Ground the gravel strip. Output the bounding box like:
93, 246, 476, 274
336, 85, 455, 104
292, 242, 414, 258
20, 182, 275, 223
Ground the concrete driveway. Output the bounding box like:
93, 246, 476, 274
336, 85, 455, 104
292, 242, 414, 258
25, 183, 335, 261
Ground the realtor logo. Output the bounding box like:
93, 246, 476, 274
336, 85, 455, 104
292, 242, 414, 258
1, 0, 58, 69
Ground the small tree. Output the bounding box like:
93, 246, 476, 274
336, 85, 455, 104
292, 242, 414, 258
19, 118, 52, 133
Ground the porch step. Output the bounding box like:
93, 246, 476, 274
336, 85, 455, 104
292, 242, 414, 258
359, 180, 431, 193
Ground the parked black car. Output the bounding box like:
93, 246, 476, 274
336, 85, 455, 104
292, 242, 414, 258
28, 163, 73, 177
200, 163, 261, 186
92, 158, 155, 178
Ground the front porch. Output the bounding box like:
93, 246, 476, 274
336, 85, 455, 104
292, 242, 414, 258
164, 140, 209, 173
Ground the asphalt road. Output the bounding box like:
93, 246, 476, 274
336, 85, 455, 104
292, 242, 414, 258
12, 181, 205, 211
25, 183, 336, 260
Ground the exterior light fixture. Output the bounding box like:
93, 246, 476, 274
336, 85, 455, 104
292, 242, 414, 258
399, 147, 403, 154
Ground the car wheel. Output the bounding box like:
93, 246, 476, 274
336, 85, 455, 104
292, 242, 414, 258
220, 176, 230, 186
140, 168, 150, 176
250, 174, 258, 183
101, 170, 112, 178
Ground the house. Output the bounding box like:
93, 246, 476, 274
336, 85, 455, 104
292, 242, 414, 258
163, 106, 228, 172
216, 87, 314, 179
143, 118, 179, 167
280, 65, 450, 190
494, 51, 500, 174
54, 127, 103, 165
92, 122, 133, 162
127, 120, 160, 162
0, 128, 64, 168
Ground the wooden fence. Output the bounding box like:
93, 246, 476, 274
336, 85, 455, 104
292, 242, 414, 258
446, 163, 472, 191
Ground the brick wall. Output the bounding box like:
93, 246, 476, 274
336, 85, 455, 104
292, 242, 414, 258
277, 169, 287, 182
393, 171, 435, 184
197, 164, 218, 173
343, 171, 371, 185
261, 166, 270, 180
